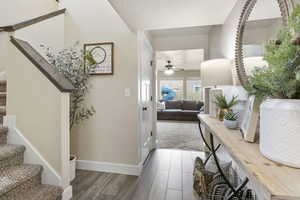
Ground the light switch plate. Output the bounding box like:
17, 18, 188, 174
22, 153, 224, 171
124, 88, 131, 97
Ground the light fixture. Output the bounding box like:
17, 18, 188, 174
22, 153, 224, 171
164, 69, 174, 75
164, 60, 175, 75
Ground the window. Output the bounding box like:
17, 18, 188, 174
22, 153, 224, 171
186, 79, 202, 101
160, 80, 184, 101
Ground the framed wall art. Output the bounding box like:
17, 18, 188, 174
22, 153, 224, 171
84, 42, 114, 75
209, 88, 223, 118
240, 95, 260, 143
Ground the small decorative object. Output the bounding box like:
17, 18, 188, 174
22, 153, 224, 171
214, 94, 238, 121
84, 42, 114, 75
245, 5, 300, 168
209, 89, 223, 118
203, 87, 212, 114
240, 96, 260, 143
223, 111, 239, 129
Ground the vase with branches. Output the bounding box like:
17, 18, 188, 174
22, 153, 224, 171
42, 43, 96, 130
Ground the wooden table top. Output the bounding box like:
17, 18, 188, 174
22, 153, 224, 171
198, 114, 300, 200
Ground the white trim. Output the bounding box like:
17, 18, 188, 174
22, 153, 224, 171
77, 160, 143, 176
62, 185, 73, 200
4, 115, 61, 186
60, 93, 70, 188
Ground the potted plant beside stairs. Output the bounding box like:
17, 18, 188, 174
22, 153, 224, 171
43, 44, 96, 181
246, 6, 300, 168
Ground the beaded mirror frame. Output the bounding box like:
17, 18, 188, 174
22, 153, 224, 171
235, 0, 295, 87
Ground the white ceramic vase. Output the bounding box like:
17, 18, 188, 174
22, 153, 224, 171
260, 99, 300, 168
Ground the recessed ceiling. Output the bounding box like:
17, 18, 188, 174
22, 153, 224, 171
108, 0, 238, 31
156, 49, 204, 71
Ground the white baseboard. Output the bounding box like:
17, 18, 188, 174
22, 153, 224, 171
77, 160, 143, 176
62, 185, 72, 200
4, 115, 61, 186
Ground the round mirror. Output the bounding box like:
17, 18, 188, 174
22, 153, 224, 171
235, 0, 295, 87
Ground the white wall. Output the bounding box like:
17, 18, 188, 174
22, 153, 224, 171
61, 0, 140, 166
152, 34, 209, 60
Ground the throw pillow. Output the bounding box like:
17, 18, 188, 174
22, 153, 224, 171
193, 157, 215, 199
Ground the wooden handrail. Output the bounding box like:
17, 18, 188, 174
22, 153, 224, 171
0, 9, 66, 32
10, 36, 75, 93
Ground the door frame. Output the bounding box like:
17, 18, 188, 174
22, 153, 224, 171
137, 30, 157, 166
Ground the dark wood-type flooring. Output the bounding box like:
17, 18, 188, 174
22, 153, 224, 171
72, 149, 204, 200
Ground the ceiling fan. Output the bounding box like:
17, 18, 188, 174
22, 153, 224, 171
159, 60, 184, 75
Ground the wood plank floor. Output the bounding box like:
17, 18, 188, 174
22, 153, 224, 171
71, 170, 138, 200
132, 149, 205, 200
72, 149, 205, 200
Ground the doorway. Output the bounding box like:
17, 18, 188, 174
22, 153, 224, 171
155, 49, 205, 151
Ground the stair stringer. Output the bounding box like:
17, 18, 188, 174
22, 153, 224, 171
3, 115, 61, 186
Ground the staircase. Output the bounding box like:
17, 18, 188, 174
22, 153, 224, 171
0, 81, 63, 200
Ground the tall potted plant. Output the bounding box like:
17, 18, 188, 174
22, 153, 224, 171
42, 44, 96, 180
246, 6, 300, 168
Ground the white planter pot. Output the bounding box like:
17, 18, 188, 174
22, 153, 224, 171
260, 99, 300, 168
223, 119, 239, 129
70, 155, 77, 181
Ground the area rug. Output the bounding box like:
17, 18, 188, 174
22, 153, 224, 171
157, 121, 205, 151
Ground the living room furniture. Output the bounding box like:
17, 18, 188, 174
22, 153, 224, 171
157, 100, 203, 121
198, 114, 300, 200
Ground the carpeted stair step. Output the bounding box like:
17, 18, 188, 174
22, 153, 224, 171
0, 107, 6, 124
15, 184, 63, 200
0, 93, 6, 107
0, 81, 6, 93
0, 164, 42, 199
0, 144, 25, 170
0, 127, 8, 144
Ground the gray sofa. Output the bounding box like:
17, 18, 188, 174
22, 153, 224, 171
157, 100, 204, 121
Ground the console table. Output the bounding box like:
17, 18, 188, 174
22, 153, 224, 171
198, 114, 300, 200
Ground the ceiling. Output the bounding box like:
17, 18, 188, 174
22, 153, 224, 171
108, 0, 238, 31
149, 25, 212, 39
156, 49, 204, 71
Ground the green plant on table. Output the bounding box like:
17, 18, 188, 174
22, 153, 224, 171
224, 111, 239, 121
245, 5, 300, 99
214, 95, 238, 109
214, 94, 238, 121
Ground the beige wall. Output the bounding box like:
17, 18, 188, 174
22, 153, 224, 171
0, 0, 57, 26
6, 43, 63, 176
61, 0, 139, 165
0, 0, 60, 73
